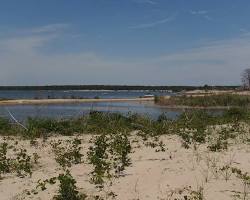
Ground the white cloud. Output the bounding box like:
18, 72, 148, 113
0, 35, 55, 53
189, 10, 212, 21
190, 10, 208, 15
132, 0, 157, 5
129, 14, 177, 29
30, 23, 69, 34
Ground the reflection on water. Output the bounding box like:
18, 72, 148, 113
0, 90, 178, 121
0, 90, 223, 122
0, 101, 181, 122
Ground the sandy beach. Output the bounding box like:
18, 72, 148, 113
0, 97, 154, 106
1, 132, 250, 200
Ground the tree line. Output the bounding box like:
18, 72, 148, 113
0, 85, 238, 92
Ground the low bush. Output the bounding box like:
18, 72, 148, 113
51, 138, 83, 169
54, 170, 87, 200
0, 142, 36, 178
87, 132, 131, 187
156, 94, 250, 107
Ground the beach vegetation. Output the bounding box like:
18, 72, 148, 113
155, 94, 250, 107
51, 138, 83, 169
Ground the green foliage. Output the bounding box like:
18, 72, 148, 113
0, 142, 11, 175
167, 186, 204, 200
0, 107, 249, 156
36, 177, 57, 191
85, 111, 132, 134
51, 138, 83, 169
231, 168, 250, 200
174, 111, 213, 147
109, 132, 132, 173
159, 94, 250, 107
207, 139, 228, 152
88, 134, 110, 186
0, 142, 36, 177
26, 117, 86, 137
54, 170, 87, 200
87, 132, 131, 187
13, 148, 33, 177
0, 118, 11, 132
222, 107, 249, 121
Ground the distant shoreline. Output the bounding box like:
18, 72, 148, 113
0, 97, 155, 105
0, 85, 238, 92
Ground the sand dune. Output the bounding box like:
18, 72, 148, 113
0, 134, 249, 200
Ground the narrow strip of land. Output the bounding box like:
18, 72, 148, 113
0, 97, 154, 105
154, 104, 234, 109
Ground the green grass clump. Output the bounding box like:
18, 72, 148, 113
26, 117, 86, 137
0, 118, 11, 132
156, 94, 250, 107
85, 111, 132, 134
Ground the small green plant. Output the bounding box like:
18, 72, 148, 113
54, 170, 87, 200
88, 134, 111, 186
0, 142, 11, 176
0, 142, 36, 178
219, 165, 232, 181
231, 168, 250, 200
13, 148, 33, 177
51, 138, 83, 169
109, 132, 132, 173
144, 137, 166, 152
88, 132, 132, 187
33, 153, 40, 164
33, 171, 86, 199
36, 177, 57, 191
189, 186, 205, 200
0, 118, 11, 134
207, 139, 228, 152
166, 185, 204, 200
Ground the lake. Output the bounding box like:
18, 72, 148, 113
0, 90, 171, 99
0, 90, 181, 121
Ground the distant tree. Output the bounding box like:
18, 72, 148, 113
203, 84, 210, 91
241, 68, 250, 89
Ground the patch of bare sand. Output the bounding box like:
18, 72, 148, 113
0, 134, 250, 200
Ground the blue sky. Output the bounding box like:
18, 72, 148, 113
0, 0, 250, 85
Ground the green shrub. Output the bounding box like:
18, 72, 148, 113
0, 142, 35, 177
54, 170, 86, 200
13, 148, 33, 177
51, 138, 83, 169
0, 142, 11, 176
0, 118, 11, 132
87, 132, 132, 187
87, 134, 111, 186
156, 94, 250, 107
26, 117, 86, 137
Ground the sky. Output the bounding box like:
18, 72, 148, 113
0, 0, 250, 86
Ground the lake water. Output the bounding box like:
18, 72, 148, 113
0, 90, 181, 121
0, 90, 170, 100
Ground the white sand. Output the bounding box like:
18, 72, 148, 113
0, 97, 154, 106
0, 134, 250, 200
